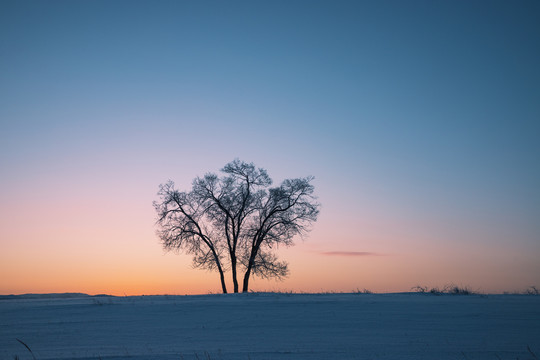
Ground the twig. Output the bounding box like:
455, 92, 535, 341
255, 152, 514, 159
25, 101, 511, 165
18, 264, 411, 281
528, 345, 539, 360
16, 338, 36, 360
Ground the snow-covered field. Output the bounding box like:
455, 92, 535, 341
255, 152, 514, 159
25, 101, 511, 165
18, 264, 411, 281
1, 292, 539, 360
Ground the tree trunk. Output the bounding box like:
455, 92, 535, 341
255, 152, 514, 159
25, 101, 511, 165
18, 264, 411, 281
218, 266, 228, 294
213, 252, 227, 294
242, 269, 251, 292
231, 255, 239, 293
242, 257, 255, 292
242, 242, 259, 292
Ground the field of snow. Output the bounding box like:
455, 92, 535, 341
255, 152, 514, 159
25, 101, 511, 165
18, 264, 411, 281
1, 292, 539, 360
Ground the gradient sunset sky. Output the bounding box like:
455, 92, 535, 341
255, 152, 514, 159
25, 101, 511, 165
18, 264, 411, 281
1, 0, 539, 295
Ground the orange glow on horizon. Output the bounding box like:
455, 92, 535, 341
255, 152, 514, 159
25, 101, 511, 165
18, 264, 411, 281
2, 232, 539, 296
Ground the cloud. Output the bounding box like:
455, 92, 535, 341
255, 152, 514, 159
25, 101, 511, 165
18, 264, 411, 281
320, 251, 382, 257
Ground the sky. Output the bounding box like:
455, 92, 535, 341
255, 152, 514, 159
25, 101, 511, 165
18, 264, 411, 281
1, 0, 539, 295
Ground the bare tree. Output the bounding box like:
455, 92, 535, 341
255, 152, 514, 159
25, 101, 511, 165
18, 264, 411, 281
154, 181, 228, 293
154, 160, 319, 293
241, 177, 319, 292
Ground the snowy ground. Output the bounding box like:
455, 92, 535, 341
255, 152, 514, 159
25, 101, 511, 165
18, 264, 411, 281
1, 292, 539, 360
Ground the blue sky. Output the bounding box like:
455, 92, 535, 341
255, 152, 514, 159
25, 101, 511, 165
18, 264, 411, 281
1, 0, 539, 294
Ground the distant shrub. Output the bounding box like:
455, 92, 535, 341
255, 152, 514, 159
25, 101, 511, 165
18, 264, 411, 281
355, 288, 373, 294
411, 286, 428, 293
430, 287, 443, 295
502, 286, 539, 295
443, 285, 474, 295
411, 285, 442, 295
524, 286, 539, 295
412, 284, 476, 295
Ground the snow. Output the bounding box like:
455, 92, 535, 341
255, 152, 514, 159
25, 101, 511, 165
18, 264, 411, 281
1, 293, 539, 359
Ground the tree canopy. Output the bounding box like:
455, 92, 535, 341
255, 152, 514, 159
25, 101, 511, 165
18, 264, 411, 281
154, 159, 319, 293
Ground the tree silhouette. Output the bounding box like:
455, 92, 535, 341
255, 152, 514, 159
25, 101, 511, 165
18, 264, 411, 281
154, 159, 319, 293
